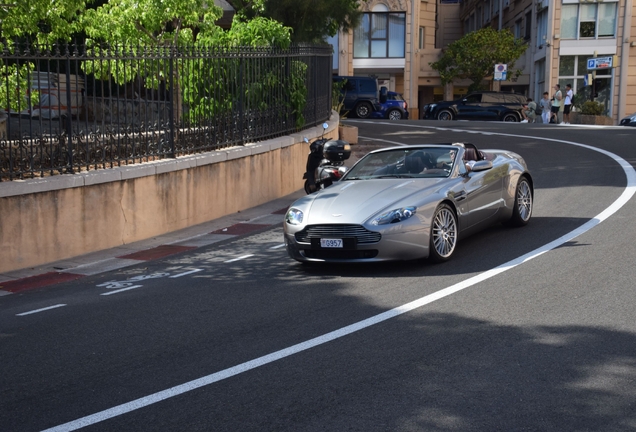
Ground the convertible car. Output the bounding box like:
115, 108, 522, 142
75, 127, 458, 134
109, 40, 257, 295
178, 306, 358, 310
284, 142, 533, 263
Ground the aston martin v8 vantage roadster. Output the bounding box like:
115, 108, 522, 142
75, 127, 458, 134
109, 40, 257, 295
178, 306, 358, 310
284, 142, 533, 263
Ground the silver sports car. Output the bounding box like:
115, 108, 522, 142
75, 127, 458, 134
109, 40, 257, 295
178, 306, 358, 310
284, 142, 533, 263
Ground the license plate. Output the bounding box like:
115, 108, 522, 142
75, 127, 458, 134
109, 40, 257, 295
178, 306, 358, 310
320, 238, 343, 248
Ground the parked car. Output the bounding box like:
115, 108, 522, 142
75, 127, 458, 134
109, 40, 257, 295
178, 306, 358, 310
284, 142, 533, 263
619, 113, 636, 126
333, 76, 381, 119
370, 91, 409, 120
422, 91, 527, 122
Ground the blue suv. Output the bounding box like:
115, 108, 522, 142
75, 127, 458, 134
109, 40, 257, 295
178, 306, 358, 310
333, 76, 380, 119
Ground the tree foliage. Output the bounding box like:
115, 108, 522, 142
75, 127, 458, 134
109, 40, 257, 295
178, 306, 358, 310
227, 0, 365, 42
0, 0, 89, 44
430, 28, 528, 93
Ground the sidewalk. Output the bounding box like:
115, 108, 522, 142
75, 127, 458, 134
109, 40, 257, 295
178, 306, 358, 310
0, 190, 305, 296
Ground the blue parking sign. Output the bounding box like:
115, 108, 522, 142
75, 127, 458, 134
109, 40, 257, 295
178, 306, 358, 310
587, 59, 596, 70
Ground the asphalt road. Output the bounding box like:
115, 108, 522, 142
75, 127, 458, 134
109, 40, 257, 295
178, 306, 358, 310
2, 120, 636, 432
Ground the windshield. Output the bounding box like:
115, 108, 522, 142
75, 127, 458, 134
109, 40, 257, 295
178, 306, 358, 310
344, 147, 457, 180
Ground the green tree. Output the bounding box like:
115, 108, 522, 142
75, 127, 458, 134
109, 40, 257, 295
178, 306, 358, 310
430, 27, 528, 93
0, 0, 88, 44
227, 0, 366, 42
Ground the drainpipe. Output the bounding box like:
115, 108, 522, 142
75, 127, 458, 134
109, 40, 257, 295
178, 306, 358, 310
499, 0, 503, 30
618, 0, 633, 121
545, 1, 556, 93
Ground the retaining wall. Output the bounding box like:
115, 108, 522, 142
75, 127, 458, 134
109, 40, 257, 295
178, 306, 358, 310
0, 112, 339, 273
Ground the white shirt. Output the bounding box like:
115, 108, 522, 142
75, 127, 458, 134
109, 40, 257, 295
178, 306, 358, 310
565, 89, 573, 105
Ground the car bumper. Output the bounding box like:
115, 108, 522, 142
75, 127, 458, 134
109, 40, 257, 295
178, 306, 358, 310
284, 223, 430, 263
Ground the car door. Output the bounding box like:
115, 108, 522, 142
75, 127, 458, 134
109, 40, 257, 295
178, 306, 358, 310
456, 93, 482, 120
480, 93, 505, 120
463, 162, 505, 228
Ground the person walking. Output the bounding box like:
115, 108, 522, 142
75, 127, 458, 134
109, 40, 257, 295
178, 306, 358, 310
539, 92, 551, 124
551, 84, 563, 124
563, 84, 574, 124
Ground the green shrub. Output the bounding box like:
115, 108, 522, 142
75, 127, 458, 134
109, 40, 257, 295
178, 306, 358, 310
580, 100, 605, 116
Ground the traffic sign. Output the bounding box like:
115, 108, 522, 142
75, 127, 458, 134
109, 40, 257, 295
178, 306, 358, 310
587, 56, 613, 70
494, 64, 507, 81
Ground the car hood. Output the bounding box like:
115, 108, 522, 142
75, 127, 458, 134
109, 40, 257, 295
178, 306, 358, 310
299, 178, 445, 225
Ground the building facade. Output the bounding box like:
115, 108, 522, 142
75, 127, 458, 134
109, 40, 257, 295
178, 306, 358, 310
333, 0, 636, 123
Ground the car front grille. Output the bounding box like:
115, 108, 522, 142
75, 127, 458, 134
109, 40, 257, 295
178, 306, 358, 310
295, 224, 381, 244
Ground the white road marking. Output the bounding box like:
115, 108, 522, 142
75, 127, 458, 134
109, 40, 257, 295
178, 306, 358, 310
99, 285, 143, 296
42, 128, 636, 432
269, 244, 286, 250
16, 304, 67, 316
358, 135, 407, 146
169, 269, 203, 278
224, 254, 254, 263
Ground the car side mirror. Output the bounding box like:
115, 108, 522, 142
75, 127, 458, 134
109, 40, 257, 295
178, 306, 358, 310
471, 160, 493, 172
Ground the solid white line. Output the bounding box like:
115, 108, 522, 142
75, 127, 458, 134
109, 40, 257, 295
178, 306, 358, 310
42, 129, 636, 432
99, 285, 143, 296
358, 135, 407, 146
269, 244, 286, 250
16, 304, 67, 316
169, 269, 203, 278
224, 254, 254, 263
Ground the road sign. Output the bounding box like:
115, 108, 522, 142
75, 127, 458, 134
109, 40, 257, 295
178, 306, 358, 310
587, 56, 613, 70
494, 64, 507, 81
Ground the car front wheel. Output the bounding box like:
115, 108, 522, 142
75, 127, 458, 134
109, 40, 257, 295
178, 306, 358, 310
505, 176, 533, 227
429, 203, 458, 263
503, 113, 520, 122
437, 110, 453, 121
387, 109, 403, 120
355, 102, 373, 119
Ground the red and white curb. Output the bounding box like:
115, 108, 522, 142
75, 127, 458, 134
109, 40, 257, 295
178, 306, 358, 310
0, 208, 287, 296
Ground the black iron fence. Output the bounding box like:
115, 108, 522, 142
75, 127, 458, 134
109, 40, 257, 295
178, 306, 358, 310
0, 42, 333, 181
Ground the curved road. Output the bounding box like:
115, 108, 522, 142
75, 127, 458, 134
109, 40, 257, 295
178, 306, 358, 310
1, 120, 636, 431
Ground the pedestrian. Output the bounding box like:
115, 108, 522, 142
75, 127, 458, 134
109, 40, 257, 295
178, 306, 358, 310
551, 84, 562, 124
563, 84, 574, 124
539, 92, 551, 124
521, 98, 537, 123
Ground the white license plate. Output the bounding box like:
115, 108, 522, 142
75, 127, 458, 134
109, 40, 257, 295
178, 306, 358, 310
320, 238, 343, 248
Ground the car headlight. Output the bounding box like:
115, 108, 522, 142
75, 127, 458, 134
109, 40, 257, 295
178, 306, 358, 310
370, 207, 416, 225
630, 114, 636, 121
285, 208, 304, 225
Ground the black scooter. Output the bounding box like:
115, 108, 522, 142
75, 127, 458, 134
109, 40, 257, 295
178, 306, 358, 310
303, 123, 352, 194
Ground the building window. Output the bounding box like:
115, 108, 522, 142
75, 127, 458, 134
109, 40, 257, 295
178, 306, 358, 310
353, 12, 406, 58
561, 2, 617, 40
514, 19, 522, 39
536, 9, 548, 48
484, 0, 491, 23
558, 55, 612, 115
524, 11, 532, 40
419, 27, 425, 49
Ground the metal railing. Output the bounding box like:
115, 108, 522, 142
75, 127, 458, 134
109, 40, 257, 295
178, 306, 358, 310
1, 42, 333, 181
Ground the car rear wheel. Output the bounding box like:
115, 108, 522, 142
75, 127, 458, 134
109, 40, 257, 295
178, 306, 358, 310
355, 102, 373, 119
503, 113, 519, 122
387, 109, 403, 120
429, 203, 457, 263
437, 110, 453, 121
505, 176, 532, 227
